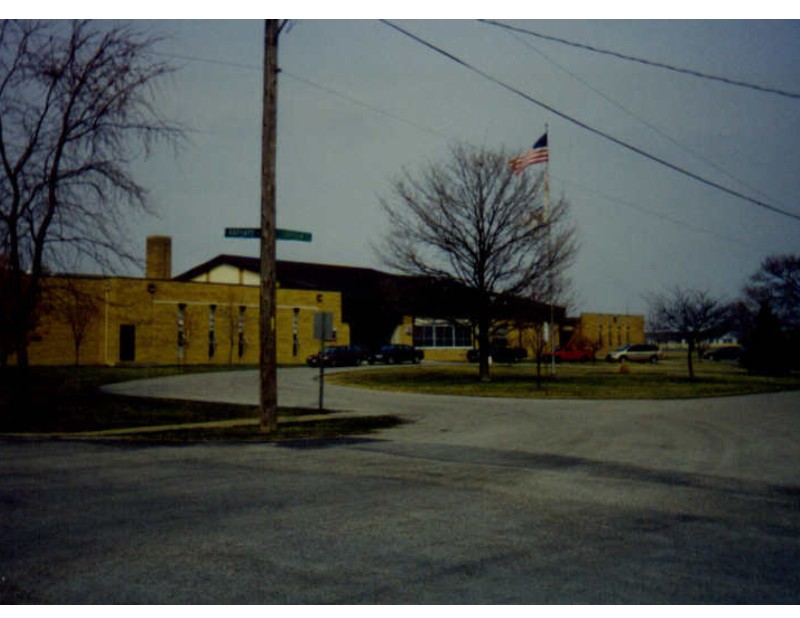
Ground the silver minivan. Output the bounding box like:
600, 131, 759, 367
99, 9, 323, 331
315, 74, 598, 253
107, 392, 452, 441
606, 344, 662, 363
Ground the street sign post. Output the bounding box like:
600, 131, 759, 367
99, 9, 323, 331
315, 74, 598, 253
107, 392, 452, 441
314, 312, 334, 412
225, 227, 312, 242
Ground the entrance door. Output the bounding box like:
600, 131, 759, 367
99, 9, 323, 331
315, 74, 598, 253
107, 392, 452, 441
119, 325, 136, 362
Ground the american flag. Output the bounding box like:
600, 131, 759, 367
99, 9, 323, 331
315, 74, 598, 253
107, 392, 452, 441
509, 133, 549, 175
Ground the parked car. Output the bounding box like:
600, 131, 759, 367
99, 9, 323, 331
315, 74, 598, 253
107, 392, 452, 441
369, 344, 424, 365
306, 345, 366, 368
542, 344, 595, 363
467, 345, 527, 363
703, 345, 742, 362
606, 344, 663, 363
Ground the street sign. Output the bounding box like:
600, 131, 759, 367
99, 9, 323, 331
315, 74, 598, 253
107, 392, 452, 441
313, 312, 334, 341
225, 227, 260, 238
224, 227, 312, 242
277, 229, 312, 242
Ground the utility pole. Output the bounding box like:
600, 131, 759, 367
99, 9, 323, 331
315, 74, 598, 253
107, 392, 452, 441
259, 19, 281, 433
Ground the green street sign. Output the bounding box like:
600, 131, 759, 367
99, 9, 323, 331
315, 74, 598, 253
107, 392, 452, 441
225, 227, 260, 238
225, 227, 312, 242
276, 229, 312, 242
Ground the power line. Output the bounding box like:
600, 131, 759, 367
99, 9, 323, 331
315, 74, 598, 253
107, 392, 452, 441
554, 174, 761, 251
380, 20, 800, 224
152, 41, 791, 245
480, 20, 800, 101
152, 50, 453, 141
503, 31, 786, 210
282, 72, 453, 141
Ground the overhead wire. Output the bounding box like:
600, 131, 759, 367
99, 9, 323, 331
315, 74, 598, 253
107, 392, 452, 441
480, 19, 800, 101
151, 40, 780, 251
152, 50, 453, 140
503, 31, 786, 210
380, 19, 800, 224
144, 31, 777, 305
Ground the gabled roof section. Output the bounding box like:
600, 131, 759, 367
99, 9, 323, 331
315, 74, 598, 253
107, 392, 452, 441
174, 254, 259, 282
174, 254, 560, 322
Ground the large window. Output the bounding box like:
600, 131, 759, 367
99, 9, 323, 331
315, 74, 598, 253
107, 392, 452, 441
413, 320, 472, 348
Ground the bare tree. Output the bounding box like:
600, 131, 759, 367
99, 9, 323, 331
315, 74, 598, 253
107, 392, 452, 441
737, 254, 800, 374
378, 143, 578, 381
744, 254, 800, 329
0, 20, 182, 367
45, 278, 100, 365
647, 287, 730, 381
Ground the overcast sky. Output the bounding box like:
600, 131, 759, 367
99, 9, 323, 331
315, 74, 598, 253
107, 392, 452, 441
118, 18, 800, 315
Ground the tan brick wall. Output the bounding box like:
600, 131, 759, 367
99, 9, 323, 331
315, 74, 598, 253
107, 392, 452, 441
26, 276, 348, 366
576, 312, 645, 356
145, 236, 172, 280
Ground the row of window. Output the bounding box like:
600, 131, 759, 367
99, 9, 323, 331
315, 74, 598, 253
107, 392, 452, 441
598, 324, 631, 348
176, 304, 249, 360
413, 323, 472, 348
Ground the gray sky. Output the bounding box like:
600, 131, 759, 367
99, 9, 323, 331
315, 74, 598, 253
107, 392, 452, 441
124, 18, 799, 315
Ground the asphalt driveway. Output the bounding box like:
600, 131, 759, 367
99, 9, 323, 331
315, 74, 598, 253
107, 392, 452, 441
2, 367, 799, 603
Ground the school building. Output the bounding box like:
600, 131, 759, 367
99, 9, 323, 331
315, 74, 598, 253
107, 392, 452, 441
20, 236, 643, 366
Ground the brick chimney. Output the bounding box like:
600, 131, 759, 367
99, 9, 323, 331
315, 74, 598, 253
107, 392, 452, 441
146, 236, 172, 280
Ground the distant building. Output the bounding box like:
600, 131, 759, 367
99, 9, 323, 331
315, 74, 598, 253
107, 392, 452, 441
561, 313, 646, 356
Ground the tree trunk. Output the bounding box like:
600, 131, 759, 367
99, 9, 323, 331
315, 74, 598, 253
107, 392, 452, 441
478, 313, 491, 382
686, 339, 695, 381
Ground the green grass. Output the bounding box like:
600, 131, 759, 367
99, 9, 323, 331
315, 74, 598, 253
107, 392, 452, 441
0, 365, 255, 433
0, 365, 403, 440
4, 359, 798, 440
327, 357, 800, 399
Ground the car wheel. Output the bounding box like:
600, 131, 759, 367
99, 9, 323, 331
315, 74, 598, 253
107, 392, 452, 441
619, 356, 627, 363
650, 356, 658, 363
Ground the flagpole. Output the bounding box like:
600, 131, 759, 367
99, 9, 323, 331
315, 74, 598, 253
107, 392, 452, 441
509, 128, 554, 378
545, 125, 556, 377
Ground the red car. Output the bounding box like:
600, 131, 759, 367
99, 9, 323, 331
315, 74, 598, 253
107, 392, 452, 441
544, 345, 595, 363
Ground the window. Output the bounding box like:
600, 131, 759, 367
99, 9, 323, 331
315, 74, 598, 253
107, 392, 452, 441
208, 305, 216, 359
177, 304, 186, 360
292, 308, 300, 357
237, 306, 246, 358
414, 320, 472, 348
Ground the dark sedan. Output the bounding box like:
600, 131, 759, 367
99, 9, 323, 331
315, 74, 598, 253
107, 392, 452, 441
306, 345, 366, 368
369, 344, 424, 365
703, 345, 742, 362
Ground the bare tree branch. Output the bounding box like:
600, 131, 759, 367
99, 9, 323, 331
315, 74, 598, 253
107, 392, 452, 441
376, 142, 578, 381
0, 19, 184, 365
647, 287, 730, 380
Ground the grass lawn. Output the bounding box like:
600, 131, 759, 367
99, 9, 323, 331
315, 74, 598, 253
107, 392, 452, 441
0, 365, 402, 440
327, 357, 800, 399
3, 359, 798, 441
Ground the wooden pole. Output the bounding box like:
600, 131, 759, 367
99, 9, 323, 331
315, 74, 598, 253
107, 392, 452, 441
259, 20, 280, 433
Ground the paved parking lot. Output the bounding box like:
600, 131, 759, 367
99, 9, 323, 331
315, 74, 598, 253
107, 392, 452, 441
2, 368, 799, 603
